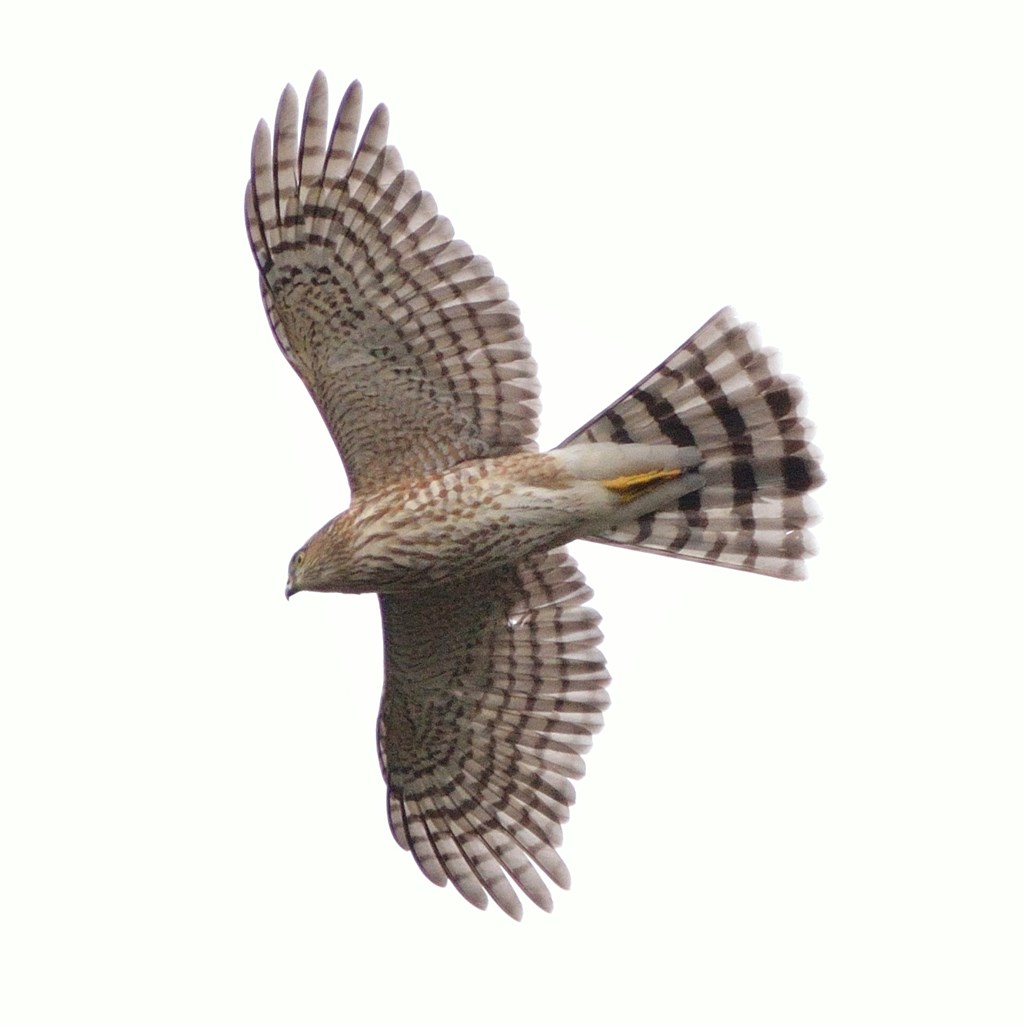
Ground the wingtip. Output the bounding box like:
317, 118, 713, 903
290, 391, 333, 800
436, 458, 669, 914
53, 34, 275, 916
343, 78, 362, 102
251, 117, 270, 155
304, 71, 328, 110
276, 81, 298, 119
368, 101, 390, 133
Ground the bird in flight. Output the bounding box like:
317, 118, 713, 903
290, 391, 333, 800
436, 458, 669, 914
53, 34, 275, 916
245, 72, 823, 918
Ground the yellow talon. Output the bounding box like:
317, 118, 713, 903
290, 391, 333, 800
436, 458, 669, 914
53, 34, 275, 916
601, 468, 683, 502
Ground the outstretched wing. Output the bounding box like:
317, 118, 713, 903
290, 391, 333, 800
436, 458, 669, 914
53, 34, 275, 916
376, 547, 609, 919
245, 73, 540, 494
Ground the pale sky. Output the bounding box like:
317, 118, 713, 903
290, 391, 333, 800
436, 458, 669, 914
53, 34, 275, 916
3, 2, 1021, 1023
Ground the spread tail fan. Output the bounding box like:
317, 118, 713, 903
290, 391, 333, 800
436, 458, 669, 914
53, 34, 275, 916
560, 308, 823, 580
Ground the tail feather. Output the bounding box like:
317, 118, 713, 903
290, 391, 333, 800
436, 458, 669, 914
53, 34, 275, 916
559, 308, 823, 580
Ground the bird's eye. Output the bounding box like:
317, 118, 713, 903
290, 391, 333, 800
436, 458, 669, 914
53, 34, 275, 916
293, 551, 305, 569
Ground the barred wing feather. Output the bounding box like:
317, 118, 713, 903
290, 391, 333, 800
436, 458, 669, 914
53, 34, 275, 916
245, 73, 540, 493
376, 548, 609, 918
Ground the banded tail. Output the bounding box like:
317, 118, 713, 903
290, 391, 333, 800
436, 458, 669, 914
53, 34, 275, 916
560, 308, 823, 580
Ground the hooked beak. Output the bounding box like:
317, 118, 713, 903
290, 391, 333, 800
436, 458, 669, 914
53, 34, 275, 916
285, 580, 295, 600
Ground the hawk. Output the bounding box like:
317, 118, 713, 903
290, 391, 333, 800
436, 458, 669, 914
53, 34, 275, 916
245, 72, 823, 918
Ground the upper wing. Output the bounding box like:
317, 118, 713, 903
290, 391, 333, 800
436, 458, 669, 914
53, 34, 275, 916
245, 73, 540, 494
376, 547, 610, 919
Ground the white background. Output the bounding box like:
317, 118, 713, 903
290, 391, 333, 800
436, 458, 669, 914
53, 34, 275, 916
2, 2, 1021, 1023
